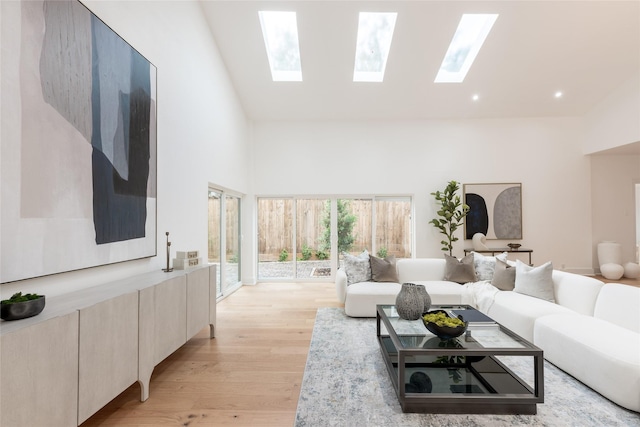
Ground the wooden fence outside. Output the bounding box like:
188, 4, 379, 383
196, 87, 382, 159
256, 198, 411, 260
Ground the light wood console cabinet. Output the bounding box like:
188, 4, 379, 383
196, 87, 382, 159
0, 265, 217, 426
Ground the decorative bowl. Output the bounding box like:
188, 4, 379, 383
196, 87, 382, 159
421, 309, 468, 340
1, 296, 46, 321
507, 243, 521, 250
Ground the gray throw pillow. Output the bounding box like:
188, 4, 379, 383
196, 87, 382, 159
514, 260, 555, 302
444, 254, 478, 284
342, 250, 371, 285
370, 254, 399, 282
492, 258, 516, 291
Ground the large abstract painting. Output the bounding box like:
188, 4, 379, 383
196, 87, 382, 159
464, 183, 522, 240
0, 0, 157, 283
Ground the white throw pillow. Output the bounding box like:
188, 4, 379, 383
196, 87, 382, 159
342, 250, 371, 285
514, 260, 555, 302
472, 251, 508, 281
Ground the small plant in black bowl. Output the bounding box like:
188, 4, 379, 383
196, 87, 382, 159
421, 310, 468, 340
1, 292, 46, 321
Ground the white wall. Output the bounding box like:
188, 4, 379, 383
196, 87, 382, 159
253, 117, 594, 273
583, 76, 640, 154
637, 183, 640, 263
591, 154, 640, 267
1, 0, 252, 298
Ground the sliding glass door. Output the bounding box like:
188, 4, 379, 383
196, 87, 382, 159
257, 196, 412, 281
209, 187, 242, 296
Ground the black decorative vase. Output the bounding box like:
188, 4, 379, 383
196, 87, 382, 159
395, 283, 423, 320
416, 284, 432, 313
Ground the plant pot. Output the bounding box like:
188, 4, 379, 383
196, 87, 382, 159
1, 296, 46, 321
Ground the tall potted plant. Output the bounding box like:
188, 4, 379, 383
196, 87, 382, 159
429, 180, 470, 256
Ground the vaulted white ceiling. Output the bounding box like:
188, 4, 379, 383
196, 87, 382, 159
200, 1, 640, 121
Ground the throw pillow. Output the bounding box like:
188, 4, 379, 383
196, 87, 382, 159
342, 250, 371, 285
492, 258, 516, 291
370, 254, 399, 282
444, 254, 478, 284
514, 260, 555, 302
472, 251, 508, 281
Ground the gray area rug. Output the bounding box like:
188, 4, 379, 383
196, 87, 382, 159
295, 308, 640, 426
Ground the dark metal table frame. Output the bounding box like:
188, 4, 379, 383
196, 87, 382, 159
376, 304, 544, 414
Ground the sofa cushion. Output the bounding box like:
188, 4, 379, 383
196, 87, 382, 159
396, 258, 446, 282
410, 281, 465, 305
370, 254, 399, 282
594, 283, 640, 333
552, 270, 603, 316
534, 313, 640, 412
444, 254, 477, 284
472, 251, 507, 281
344, 281, 401, 317
514, 260, 555, 302
491, 258, 516, 291
342, 250, 371, 285
487, 290, 575, 342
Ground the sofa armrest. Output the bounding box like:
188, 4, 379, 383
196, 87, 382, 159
336, 269, 348, 303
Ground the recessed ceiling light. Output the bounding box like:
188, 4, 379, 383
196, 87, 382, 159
472, 94, 480, 101
353, 12, 398, 82
258, 11, 302, 81
554, 91, 563, 98
435, 14, 498, 83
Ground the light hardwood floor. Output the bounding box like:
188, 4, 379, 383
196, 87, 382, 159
82, 282, 342, 427
81, 275, 639, 426
594, 274, 640, 288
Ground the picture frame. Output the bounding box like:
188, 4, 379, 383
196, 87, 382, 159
463, 183, 522, 240
0, 0, 157, 283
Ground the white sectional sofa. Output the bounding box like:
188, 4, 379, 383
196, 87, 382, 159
335, 257, 640, 413
336, 258, 464, 317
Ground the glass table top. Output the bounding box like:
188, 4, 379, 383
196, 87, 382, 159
378, 304, 537, 351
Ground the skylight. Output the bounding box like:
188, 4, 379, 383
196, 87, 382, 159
258, 11, 302, 81
353, 12, 398, 82
435, 14, 498, 83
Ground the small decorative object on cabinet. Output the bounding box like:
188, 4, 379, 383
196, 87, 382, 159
162, 232, 173, 272
395, 283, 423, 320
173, 250, 202, 270
472, 233, 489, 251
1, 292, 45, 321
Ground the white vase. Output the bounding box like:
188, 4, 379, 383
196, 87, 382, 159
597, 241, 622, 266
623, 262, 640, 279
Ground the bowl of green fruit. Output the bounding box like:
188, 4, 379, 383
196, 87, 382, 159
421, 310, 467, 340
1, 292, 45, 321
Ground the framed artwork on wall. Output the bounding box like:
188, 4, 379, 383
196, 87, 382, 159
0, 0, 157, 283
464, 183, 522, 240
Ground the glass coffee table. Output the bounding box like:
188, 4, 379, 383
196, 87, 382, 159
377, 304, 544, 414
